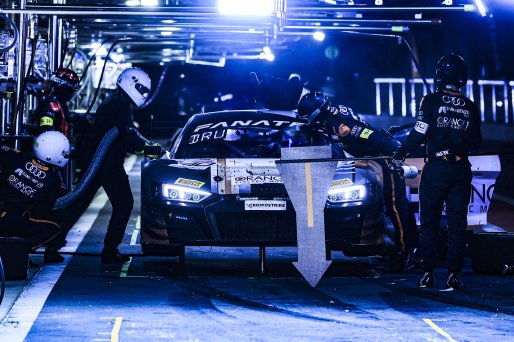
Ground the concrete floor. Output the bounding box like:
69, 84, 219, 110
1, 157, 513, 342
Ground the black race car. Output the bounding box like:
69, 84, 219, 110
140, 110, 388, 256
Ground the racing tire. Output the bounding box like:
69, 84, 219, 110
470, 232, 514, 275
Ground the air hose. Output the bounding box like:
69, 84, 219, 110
53, 126, 119, 210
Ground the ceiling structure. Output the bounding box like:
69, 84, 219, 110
3, 0, 482, 66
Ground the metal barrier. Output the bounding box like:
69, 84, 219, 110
375, 78, 511, 123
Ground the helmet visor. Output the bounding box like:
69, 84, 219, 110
135, 83, 150, 98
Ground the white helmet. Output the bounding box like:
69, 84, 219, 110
117, 67, 151, 108
33, 131, 71, 167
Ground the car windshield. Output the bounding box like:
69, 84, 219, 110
173, 125, 332, 158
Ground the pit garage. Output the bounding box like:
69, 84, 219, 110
0, 1, 513, 341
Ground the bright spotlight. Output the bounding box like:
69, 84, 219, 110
474, 0, 487, 16
125, 0, 140, 6
218, 0, 274, 16
141, 0, 158, 6
313, 31, 325, 42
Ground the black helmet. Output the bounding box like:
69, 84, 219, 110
49, 68, 80, 91
297, 91, 331, 125
435, 53, 467, 90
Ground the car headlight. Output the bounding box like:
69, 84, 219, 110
327, 185, 366, 203
162, 184, 211, 203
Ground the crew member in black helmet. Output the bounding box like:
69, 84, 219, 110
30, 68, 80, 137
392, 53, 482, 290
297, 91, 418, 272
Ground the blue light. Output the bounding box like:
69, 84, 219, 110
218, 0, 275, 16
474, 0, 488, 16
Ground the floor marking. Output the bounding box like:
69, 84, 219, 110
305, 162, 314, 228
0, 156, 139, 342
423, 318, 458, 342
130, 217, 140, 246
120, 257, 132, 278
111, 317, 123, 342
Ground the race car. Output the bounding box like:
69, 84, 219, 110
140, 109, 389, 256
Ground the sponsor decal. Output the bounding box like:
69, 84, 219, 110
442, 95, 466, 107
39, 116, 54, 127
25, 162, 46, 179
49, 102, 60, 112
331, 178, 353, 187
414, 121, 429, 134
8, 174, 36, 197
192, 119, 295, 133
350, 125, 363, 137
234, 175, 282, 184
438, 106, 470, 117
435, 149, 450, 157
436, 116, 470, 131
338, 124, 351, 137
244, 200, 286, 211
359, 128, 374, 139
174, 177, 205, 188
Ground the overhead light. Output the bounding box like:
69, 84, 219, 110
161, 31, 173, 36
110, 53, 125, 63
375, 0, 383, 5
141, 0, 158, 6
259, 47, 275, 62
218, 0, 274, 16
474, 0, 487, 17
125, 0, 140, 6
162, 48, 173, 56
162, 58, 172, 63
313, 31, 325, 42
91, 42, 101, 49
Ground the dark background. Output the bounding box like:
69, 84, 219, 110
137, 2, 514, 131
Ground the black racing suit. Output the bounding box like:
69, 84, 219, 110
30, 93, 70, 137
322, 105, 418, 255
0, 145, 61, 250
49, 91, 147, 250
393, 89, 482, 273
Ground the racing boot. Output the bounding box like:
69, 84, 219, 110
442, 272, 461, 291
101, 246, 130, 264
44, 248, 65, 263
417, 271, 434, 288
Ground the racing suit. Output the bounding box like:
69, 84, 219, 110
30, 93, 70, 137
0, 145, 61, 250
392, 89, 482, 273
49, 91, 148, 250
323, 105, 418, 257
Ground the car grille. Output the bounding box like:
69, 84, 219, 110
216, 212, 296, 242
250, 183, 288, 197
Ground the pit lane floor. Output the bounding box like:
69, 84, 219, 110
1, 158, 513, 342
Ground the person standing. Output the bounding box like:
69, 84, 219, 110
0, 131, 70, 252
297, 91, 418, 272
45, 67, 160, 264
392, 53, 482, 290
30, 68, 80, 137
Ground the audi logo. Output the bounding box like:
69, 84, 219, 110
442, 95, 466, 107
25, 162, 46, 179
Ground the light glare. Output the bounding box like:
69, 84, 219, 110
218, 0, 274, 16
474, 0, 487, 16
313, 31, 325, 42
